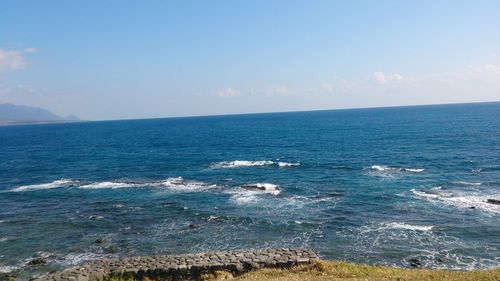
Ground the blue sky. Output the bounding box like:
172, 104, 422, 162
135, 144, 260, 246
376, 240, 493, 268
0, 1, 499, 120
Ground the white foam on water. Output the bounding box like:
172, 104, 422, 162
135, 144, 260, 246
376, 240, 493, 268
10, 179, 76, 192
403, 168, 426, 172
411, 188, 500, 214
79, 181, 139, 189
227, 183, 281, 205
159, 177, 216, 191
453, 181, 482, 186
0, 265, 18, 273
382, 222, 434, 232
56, 252, 113, 266
369, 165, 425, 173
210, 160, 275, 169
278, 162, 300, 167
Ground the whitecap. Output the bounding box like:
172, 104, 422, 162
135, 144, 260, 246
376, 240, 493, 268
411, 188, 500, 214
210, 160, 274, 169
370, 165, 397, 172
370, 165, 424, 173
453, 181, 482, 186
10, 179, 76, 192
382, 222, 434, 232
160, 177, 216, 191
79, 181, 138, 189
0, 265, 18, 273
277, 162, 300, 167
403, 168, 426, 172
227, 183, 281, 205
240, 183, 281, 195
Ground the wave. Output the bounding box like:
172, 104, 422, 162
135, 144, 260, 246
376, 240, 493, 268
411, 188, 500, 214
159, 177, 217, 191
211, 160, 274, 168
453, 181, 482, 186
79, 181, 139, 189
8, 177, 219, 192
277, 162, 300, 167
0, 265, 18, 273
210, 160, 300, 169
382, 222, 434, 232
227, 183, 281, 205
10, 179, 76, 192
370, 165, 425, 173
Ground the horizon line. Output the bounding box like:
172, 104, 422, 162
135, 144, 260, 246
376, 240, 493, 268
85, 100, 500, 123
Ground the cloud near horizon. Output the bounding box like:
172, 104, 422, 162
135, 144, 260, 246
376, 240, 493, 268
0, 49, 26, 71
267, 86, 290, 96
216, 87, 239, 97
372, 72, 415, 85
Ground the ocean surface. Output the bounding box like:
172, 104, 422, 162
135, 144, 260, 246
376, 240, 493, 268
1, 102, 499, 279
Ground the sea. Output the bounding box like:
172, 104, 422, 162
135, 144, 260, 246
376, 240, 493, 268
0, 102, 499, 279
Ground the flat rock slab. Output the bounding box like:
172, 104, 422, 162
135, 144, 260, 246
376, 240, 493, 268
34, 248, 318, 281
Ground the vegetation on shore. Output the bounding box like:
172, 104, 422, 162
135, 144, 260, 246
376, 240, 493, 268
107, 260, 500, 281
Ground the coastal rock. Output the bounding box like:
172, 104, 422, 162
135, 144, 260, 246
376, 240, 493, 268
28, 257, 47, 266
241, 184, 267, 191
33, 248, 318, 281
486, 199, 500, 205
408, 258, 422, 267
95, 238, 105, 244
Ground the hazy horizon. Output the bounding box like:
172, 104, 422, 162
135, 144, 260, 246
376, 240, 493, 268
1, 1, 499, 120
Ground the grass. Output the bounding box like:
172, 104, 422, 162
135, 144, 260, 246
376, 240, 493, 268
106, 260, 500, 281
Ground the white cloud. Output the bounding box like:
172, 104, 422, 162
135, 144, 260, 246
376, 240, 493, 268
0, 49, 26, 71
373, 71, 406, 85
267, 85, 290, 96
216, 87, 239, 97
24, 48, 37, 53
467, 64, 500, 75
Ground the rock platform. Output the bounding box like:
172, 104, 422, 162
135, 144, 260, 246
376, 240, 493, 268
34, 248, 318, 281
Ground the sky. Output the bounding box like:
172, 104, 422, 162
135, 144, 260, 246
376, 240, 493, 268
0, 0, 499, 120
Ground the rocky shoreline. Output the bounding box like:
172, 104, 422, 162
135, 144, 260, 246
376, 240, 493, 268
33, 248, 318, 281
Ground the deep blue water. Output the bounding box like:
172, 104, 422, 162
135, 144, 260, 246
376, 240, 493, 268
1, 102, 499, 279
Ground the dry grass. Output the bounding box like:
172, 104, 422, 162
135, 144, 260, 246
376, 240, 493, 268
222, 261, 500, 281
106, 260, 500, 281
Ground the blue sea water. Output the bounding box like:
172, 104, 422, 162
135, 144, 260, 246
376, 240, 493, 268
0, 102, 499, 279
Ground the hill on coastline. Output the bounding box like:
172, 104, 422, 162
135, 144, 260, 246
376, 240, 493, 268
0, 103, 79, 125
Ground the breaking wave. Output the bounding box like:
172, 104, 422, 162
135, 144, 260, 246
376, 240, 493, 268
370, 165, 425, 173
9, 179, 77, 192
227, 183, 281, 205
159, 177, 217, 191
79, 181, 139, 189
411, 188, 500, 214
210, 160, 300, 169
452, 181, 482, 186
381, 222, 434, 232
9, 177, 216, 192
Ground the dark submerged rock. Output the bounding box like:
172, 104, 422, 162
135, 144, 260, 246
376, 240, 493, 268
408, 258, 422, 267
486, 198, 500, 205
189, 224, 198, 229
241, 184, 266, 191
28, 257, 47, 266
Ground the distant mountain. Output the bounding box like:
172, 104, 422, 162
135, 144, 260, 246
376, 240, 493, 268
0, 103, 80, 124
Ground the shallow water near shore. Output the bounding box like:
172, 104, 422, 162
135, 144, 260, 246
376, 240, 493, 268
1, 102, 499, 279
